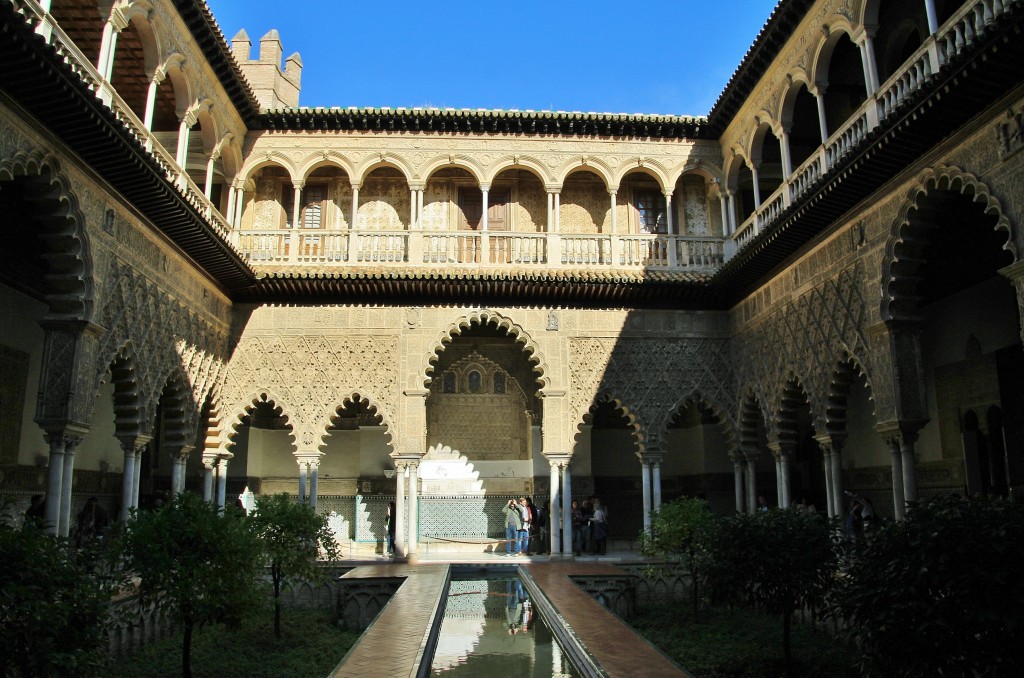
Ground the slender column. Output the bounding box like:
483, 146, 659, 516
60, 442, 78, 537
900, 434, 918, 504
719, 193, 729, 235
888, 437, 906, 520
171, 445, 192, 495
780, 128, 794, 177
394, 462, 407, 558
609, 191, 618, 233
814, 90, 829, 143
142, 69, 166, 135
547, 192, 554, 231
417, 188, 424, 227
216, 457, 229, 510
409, 188, 417, 227
297, 458, 308, 501
727, 193, 737, 233
120, 440, 138, 521
745, 457, 757, 513
732, 458, 745, 513
652, 458, 662, 511
291, 184, 303, 229
774, 456, 783, 507
44, 434, 66, 536
204, 153, 218, 201
641, 458, 652, 533
924, 0, 939, 34
131, 447, 143, 510
202, 458, 215, 502
348, 185, 360, 262
175, 114, 194, 169
553, 192, 560, 232
822, 449, 835, 518
549, 460, 561, 555
779, 446, 792, 508
234, 186, 245, 228
860, 34, 880, 94
750, 166, 762, 207
664, 193, 674, 234
481, 189, 489, 231
225, 181, 237, 226
407, 461, 419, 555
96, 20, 115, 79
561, 462, 572, 556
831, 446, 845, 518
309, 458, 320, 509
480, 188, 490, 264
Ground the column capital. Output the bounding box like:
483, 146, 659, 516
813, 432, 846, 452
875, 420, 925, 448
118, 434, 152, 453
408, 181, 426, 191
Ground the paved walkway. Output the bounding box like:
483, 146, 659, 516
328, 554, 691, 677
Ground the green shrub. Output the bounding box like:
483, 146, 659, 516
832, 494, 1024, 676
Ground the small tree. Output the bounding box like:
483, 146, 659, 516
833, 494, 1024, 676
639, 496, 717, 622
119, 492, 263, 678
0, 506, 116, 677
250, 493, 341, 638
702, 509, 837, 671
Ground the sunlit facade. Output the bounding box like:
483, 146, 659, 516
1, 0, 1022, 558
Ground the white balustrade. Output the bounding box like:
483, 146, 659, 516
756, 187, 787, 232
354, 231, 408, 263
12, 0, 233, 242
561, 236, 612, 266
936, 0, 1014, 64
620, 235, 671, 268
825, 109, 870, 168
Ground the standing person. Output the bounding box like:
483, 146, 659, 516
570, 499, 585, 556
384, 501, 396, 558
580, 497, 594, 554
525, 497, 542, 555
503, 498, 523, 556
517, 497, 531, 556
591, 498, 607, 555
24, 494, 45, 529
75, 497, 108, 549
756, 495, 769, 512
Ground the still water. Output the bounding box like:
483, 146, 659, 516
430, 571, 581, 677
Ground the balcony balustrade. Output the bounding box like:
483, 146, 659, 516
17, 0, 1017, 275
727, 0, 1017, 256
234, 228, 724, 273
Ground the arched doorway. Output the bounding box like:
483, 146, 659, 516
421, 320, 544, 544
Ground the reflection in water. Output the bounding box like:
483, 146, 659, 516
431, 574, 580, 677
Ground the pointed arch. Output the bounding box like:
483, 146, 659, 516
318, 391, 395, 452
421, 310, 549, 392
881, 166, 1018, 322
224, 391, 298, 451
574, 390, 647, 455
661, 389, 737, 449
826, 351, 876, 438
0, 150, 94, 320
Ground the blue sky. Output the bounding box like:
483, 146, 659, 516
205, 0, 779, 116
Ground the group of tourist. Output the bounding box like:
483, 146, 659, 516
570, 496, 608, 556
22, 494, 110, 549
502, 496, 548, 556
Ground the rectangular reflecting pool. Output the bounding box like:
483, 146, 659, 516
430, 569, 581, 677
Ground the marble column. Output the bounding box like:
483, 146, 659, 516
43, 434, 66, 536
745, 457, 757, 513
888, 436, 907, 520
202, 457, 216, 502
297, 458, 308, 501
732, 457, 745, 513
216, 457, 229, 511
652, 456, 662, 511
641, 457, 652, 533
561, 461, 572, 556
407, 461, 420, 555
549, 460, 561, 555
395, 462, 407, 558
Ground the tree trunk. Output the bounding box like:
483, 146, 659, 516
691, 573, 700, 623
